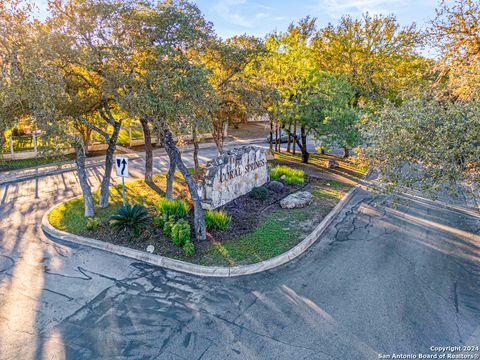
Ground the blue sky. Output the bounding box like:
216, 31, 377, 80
32, 0, 439, 39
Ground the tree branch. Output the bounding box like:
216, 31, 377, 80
77, 115, 109, 141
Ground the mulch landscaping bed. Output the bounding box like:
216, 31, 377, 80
77, 178, 306, 262
51, 152, 365, 265
208, 181, 304, 242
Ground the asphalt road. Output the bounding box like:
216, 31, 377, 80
0, 141, 479, 360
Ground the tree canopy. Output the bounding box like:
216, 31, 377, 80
432, 0, 480, 101
0, 0, 478, 224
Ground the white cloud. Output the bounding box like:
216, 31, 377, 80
212, 0, 274, 28
311, 0, 409, 19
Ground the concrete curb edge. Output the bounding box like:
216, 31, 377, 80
42, 179, 362, 278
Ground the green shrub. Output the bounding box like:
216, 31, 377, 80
171, 219, 191, 246
110, 204, 149, 238
249, 186, 269, 201
183, 241, 195, 257
270, 165, 304, 184
205, 210, 231, 231
153, 215, 164, 228
155, 198, 190, 218
86, 217, 100, 230
162, 215, 176, 237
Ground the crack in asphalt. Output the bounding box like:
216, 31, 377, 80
43, 288, 75, 301
333, 194, 386, 244
195, 308, 338, 359
2, 152, 480, 359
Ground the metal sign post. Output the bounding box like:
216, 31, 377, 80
115, 156, 129, 207
121, 177, 126, 207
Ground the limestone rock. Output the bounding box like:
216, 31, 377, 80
265, 149, 275, 160
267, 180, 284, 192
197, 146, 269, 209
325, 159, 339, 168
280, 191, 313, 209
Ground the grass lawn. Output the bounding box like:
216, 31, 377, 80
272, 152, 369, 180
0, 154, 77, 172
117, 128, 144, 146
49, 172, 190, 234
2, 135, 53, 152
200, 177, 352, 266
48, 152, 366, 266
203, 207, 308, 266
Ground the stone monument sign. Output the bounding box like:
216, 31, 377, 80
197, 146, 269, 209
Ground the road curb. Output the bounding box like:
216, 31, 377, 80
42, 179, 362, 277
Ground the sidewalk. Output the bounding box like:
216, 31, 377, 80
0, 137, 265, 185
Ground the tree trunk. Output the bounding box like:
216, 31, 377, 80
162, 127, 206, 241
154, 124, 162, 148
192, 125, 200, 179
277, 123, 281, 153
342, 146, 349, 158
0, 132, 5, 159
287, 124, 291, 152
300, 126, 309, 163
74, 141, 94, 217
140, 117, 153, 184
223, 122, 228, 138
269, 118, 273, 151
212, 116, 225, 155
286, 126, 304, 158
275, 122, 279, 152
320, 148, 325, 155
99, 122, 121, 208
82, 127, 92, 155
292, 119, 296, 155
166, 151, 176, 200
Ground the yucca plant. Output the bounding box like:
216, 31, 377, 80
110, 204, 149, 239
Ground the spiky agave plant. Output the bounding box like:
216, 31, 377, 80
110, 204, 149, 239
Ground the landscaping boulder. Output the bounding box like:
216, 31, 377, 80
325, 159, 339, 168
280, 191, 313, 209
267, 180, 285, 192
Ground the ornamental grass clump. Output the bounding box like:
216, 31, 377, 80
155, 198, 190, 218
270, 165, 304, 184
205, 210, 231, 231
110, 204, 149, 239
